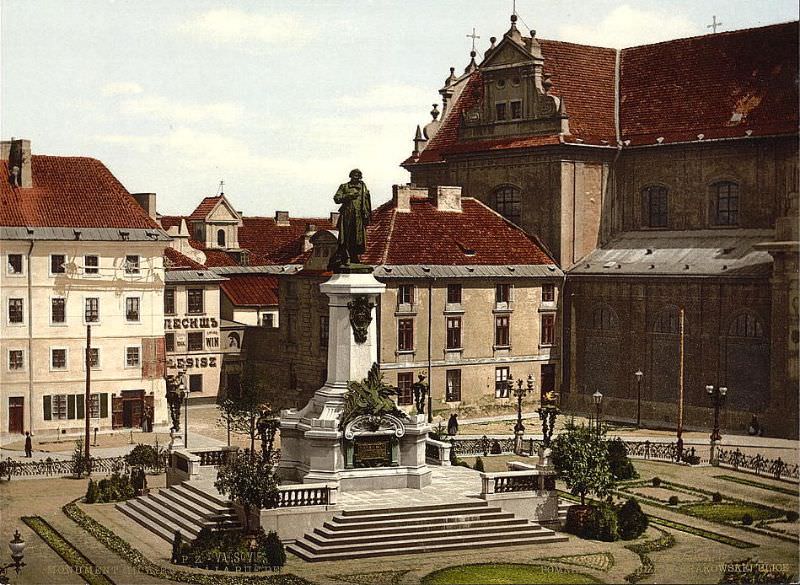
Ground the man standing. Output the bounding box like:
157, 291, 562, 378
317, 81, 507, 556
24, 431, 32, 458
331, 169, 371, 269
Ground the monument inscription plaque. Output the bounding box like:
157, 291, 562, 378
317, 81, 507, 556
353, 437, 392, 468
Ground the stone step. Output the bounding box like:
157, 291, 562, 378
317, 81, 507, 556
134, 495, 209, 536
309, 522, 547, 546
116, 501, 178, 543
149, 491, 238, 525
179, 481, 232, 508
288, 532, 568, 562
165, 484, 231, 516
332, 504, 506, 523
326, 510, 514, 531
117, 498, 202, 541
340, 500, 489, 516
319, 516, 529, 537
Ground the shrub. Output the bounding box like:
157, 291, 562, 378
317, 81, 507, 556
125, 444, 162, 470
651, 477, 662, 488
668, 495, 679, 506
681, 452, 701, 465
89, 470, 134, 503
786, 510, 799, 522
258, 530, 286, 570
607, 437, 638, 480
84, 479, 99, 504
565, 504, 618, 541
474, 457, 485, 472
712, 492, 723, 503
618, 498, 649, 540
71, 438, 89, 478
741, 514, 753, 526
457, 460, 471, 469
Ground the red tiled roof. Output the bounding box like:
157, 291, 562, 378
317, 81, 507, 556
620, 22, 798, 145
361, 196, 555, 266
188, 196, 223, 221
220, 274, 279, 306
239, 216, 335, 265
163, 247, 206, 270
186, 240, 239, 267
0, 156, 162, 229
160, 215, 184, 231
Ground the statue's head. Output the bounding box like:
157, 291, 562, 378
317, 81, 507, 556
349, 168, 362, 181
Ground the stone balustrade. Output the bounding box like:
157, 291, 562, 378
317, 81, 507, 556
167, 446, 238, 486
478, 464, 559, 524
424, 437, 452, 466
277, 483, 338, 508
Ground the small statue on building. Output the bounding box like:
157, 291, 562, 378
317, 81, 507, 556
412, 373, 428, 415
329, 169, 371, 270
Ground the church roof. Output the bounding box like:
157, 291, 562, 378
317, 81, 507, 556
0, 156, 166, 232
405, 21, 797, 165
188, 196, 223, 220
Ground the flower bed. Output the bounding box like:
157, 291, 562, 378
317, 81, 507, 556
623, 527, 675, 584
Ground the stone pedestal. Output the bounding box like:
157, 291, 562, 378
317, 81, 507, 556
279, 271, 431, 490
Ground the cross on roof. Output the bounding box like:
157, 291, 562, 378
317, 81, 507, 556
466, 27, 480, 51
707, 15, 723, 33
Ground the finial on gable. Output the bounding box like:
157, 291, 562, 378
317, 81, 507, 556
464, 50, 478, 74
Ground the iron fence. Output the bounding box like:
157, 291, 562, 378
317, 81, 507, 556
716, 448, 799, 481
1, 452, 169, 479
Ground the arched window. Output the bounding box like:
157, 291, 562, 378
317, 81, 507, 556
728, 313, 763, 338
711, 181, 739, 226
494, 186, 521, 224
217, 229, 226, 247
642, 186, 668, 228
652, 306, 680, 334
591, 305, 618, 331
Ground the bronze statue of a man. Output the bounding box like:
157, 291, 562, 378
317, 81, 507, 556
331, 169, 371, 269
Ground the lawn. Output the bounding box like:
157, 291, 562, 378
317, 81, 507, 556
681, 501, 785, 523
421, 563, 602, 584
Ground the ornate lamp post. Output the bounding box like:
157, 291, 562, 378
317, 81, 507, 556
706, 384, 728, 465
512, 374, 528, 455
592, 391, 603, 434
537, 375, 560, 468
0, 530, 26, 584
166, 370, 187, 449
634, 370, 644, 428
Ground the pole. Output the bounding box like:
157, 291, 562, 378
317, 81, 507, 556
636, 377, 642, 428
85, 325, 91, 473
677, 308, 685, 440
426, 280, 433, 423
184, 389, 188, 449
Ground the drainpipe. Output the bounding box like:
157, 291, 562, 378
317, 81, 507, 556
26, 239, 34, 435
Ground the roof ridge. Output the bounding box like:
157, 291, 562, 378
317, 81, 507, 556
380, 207, 397, 265
620, 20, 797, 52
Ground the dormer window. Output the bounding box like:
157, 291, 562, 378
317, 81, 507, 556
496, 103, 507, 121
510, 100, 522, 119
217, 229, 226, 247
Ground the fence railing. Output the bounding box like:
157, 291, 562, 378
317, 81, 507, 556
479, 469, 556, 496
716, 448, 799, 481
193, 447, 238, 467
451, 436, 539, 456
276, 483, 338, 508
2, 455, 130, 479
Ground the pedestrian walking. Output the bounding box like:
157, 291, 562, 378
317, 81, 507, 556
24, 431, 32, 458
447, 413, 459, 436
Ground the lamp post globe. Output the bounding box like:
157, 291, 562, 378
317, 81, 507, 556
634, 370, 644, 428
592, 391, 603, 434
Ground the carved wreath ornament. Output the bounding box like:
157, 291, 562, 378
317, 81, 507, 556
348, 295, 374, 344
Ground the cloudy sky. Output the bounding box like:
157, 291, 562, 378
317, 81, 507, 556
2, 1, 797, 217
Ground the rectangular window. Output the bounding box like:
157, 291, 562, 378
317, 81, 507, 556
261, 313, 274, 328
9, 350, 24, 371
447, 284, 462, 304
85, 298, 99, 322
542, 283, 555, 302
320, 315, 329, 344
51, 254, 66, 274
496, 284, 511, 304
446, 316, 462, 349
8, 298, 23, 323
496, 102, 507, 121
187, 332, 203, 352
86, 348, 100, 369
398, 284, 414, 307
495, 367, 510, 398
125, 346, 141, 368
84, 255, 99, 274
446, 370, 462, 402
165, 333, 175, 352
510, 100, 522, 119
52, 395, 67, 420
189, 374, 203, 392
541, 313, 555, 345
495, 315, 510, 347
51, 298, 66, 324
398, 319, 414, 351
540, 364, 556, 395
397, 372, 413, 406
125, 297, 140, 322
124, 255, 140, 274
89, 394, 101, 418
164, 288, 175, 315
7, 254, 23, 274
51, 349, 67, 370
187, 289, 204, 314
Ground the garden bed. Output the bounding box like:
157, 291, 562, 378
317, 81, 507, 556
421, 563, 601, 584
627, 486, 704, 504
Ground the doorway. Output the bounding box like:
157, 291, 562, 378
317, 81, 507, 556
8, 397, 24, 434
113, 390, 144, 428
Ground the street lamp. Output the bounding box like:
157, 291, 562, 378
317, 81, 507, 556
634, 370, 644, 428
592, 391, 604, 434
0, 530, 26, 584
512, 374, 531, 455
706, 385, 728, 442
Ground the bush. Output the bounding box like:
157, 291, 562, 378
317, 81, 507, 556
89, 470, 134, 503
125, 444, 163, 470
712, 492, 723, 503
607, 438, 638, 480
741, 514, 753, 526
617, 498, 649, 540
565, 504, 618, 541
71, 438, 89, 478
258, 530, 286, 570
668, 495, 679, 506
651, 477, 662, 488
84, 479, 99, 504
474, 457, 485, 472
786, 510, 798, 522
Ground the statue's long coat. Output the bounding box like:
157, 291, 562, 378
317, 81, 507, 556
334, 180, 371, 260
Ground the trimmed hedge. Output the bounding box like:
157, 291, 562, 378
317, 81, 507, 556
618, 498, 649, 540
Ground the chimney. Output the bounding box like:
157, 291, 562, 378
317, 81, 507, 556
392, 184, 428, 213
2, 138, 32, 188
329, 211, 340, 226
430, 186, 462, 212
132, 193, 157, 220
275, 210, 290, 226
303, 223, 317, 252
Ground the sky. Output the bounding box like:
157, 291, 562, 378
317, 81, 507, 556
2, 1, 797, 218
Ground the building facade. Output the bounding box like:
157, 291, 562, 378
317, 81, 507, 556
1, 140, 170, 442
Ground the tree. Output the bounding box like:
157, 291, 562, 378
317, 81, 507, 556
71, 437, 90, 478
218, 365, 278, 461
551, 421, 614, 505
606, 437, 638, 480
214, 451, 280, 532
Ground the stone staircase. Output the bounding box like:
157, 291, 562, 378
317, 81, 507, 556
558, 500, 573, 524
115, 481, 242, 543
288, 500, 567, 561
